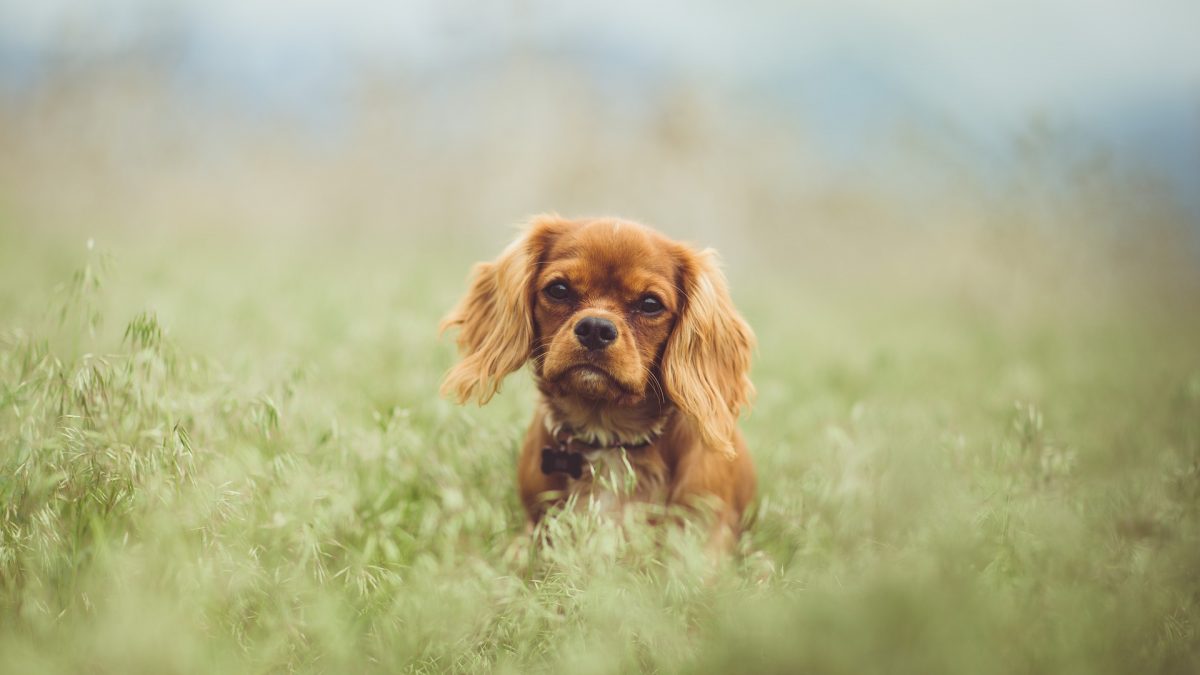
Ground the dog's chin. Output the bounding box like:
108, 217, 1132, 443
550, 365, 633, 402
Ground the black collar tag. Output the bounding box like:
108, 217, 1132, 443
541, 447, 584, 479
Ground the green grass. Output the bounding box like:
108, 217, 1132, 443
0, 224, 1198, 674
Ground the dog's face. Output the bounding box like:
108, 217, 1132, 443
441, 215, 754, 453
532, 222, 678, 405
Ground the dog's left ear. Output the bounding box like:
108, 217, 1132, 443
440, 215, 570, 404
662, 246, 756, 457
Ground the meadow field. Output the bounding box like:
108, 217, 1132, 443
2, 70, 1200, 673
2, 201, 1199, 673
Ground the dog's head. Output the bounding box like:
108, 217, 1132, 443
441, 215, 754, 453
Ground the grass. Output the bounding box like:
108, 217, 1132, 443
0, 220, 1198, 674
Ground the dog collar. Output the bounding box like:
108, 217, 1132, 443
539, 428, 657, 479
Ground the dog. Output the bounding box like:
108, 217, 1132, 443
441, 215, 755, 547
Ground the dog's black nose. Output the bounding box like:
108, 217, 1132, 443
574, 316, 618, 350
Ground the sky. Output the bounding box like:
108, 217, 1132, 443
2, 0, 1198, 211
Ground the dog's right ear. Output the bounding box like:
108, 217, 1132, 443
440, 214, 571, 404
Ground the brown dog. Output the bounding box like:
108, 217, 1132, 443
441, 215, 755, 545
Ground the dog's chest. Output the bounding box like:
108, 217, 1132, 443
567, 448, 669, 514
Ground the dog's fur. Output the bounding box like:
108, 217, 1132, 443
441, 215, 755, 544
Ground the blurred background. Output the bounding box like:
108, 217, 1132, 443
2, 0, 1199, 395
2, 4, 1200, 672
2, 0, 1198, 267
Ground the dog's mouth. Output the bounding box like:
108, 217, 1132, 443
553, 363, 637, 399
564, 364, 619, 386
566, 364, 613, 378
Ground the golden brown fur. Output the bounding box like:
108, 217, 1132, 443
441, 215, 756, 544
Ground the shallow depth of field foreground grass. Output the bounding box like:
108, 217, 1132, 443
1, 218, 1198, 674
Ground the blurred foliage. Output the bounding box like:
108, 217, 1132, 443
1, 195, 1198, 672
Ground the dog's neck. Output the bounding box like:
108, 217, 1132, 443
540, 395, 672, 448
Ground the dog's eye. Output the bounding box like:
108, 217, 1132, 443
544, 282, 571, 300
636, 295, 664, 315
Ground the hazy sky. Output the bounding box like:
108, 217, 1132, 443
5, 0, 1198, 115
3, 0, 1198, 206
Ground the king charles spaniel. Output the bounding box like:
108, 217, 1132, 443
441, 215, 756, 546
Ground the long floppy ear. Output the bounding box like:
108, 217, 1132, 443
440, 215, 568, 404
662, 247, 756, 456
